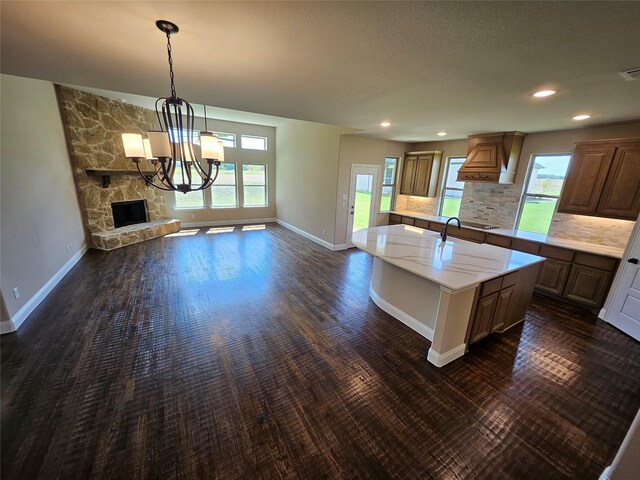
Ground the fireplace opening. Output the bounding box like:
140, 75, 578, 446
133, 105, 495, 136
111, 200, 149, 228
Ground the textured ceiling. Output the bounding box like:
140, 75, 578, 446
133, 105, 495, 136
2, 1, 640, 141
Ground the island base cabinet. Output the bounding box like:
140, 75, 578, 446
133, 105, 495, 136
492, 286, 515, 333
469, 292, 499, 344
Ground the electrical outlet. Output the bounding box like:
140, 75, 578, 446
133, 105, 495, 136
342, 202, 346, 208
66, 242, 73, 252
13, 288, 20, 299
322, 229, 326, 237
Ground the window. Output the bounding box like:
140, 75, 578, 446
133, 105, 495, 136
173, 164, 205, 209
380, 157, 398, 212
240, 135, 268, 151
242, 164, 267, 206
211, 164, 238, 208
439, 157, 465, 217
517, 154, 572, 234
212, 132, 236, 148
169, 128, 200, 145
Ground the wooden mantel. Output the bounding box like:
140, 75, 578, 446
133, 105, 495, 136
85, 169, 155, 188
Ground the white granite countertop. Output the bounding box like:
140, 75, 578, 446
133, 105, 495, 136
389, 210, 625, 259
352, 225, 545, 292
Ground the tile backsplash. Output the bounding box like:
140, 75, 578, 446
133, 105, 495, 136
458, 183, 522, 228
396, 195, 440, 215
548, 213, 635, 249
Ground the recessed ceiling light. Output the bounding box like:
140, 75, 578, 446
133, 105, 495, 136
437, 132, 447, 136
380, 121, 391, 127
533, 90, 557, 98
572, 114, 591, 121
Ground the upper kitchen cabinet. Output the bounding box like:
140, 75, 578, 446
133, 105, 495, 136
558, 138, 640, 220
399, 151, 442, 197
456, 132, 527, 183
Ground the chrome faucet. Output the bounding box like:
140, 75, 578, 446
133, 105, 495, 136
440, 217, 461, 242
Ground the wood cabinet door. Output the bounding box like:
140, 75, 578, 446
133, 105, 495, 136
399, 155, 417, 195
563, 264, 613, 308
596, 141, 640, 220
491, 286, 514, 333
412, 154, 435, 196
536, 259, 571, 295
557, 143, 616, 215
469, 292, 499, 344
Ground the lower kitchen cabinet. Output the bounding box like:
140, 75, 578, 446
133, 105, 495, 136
492, 286, 514, 333
536, 259, 571, 295
564, 264, 612, 308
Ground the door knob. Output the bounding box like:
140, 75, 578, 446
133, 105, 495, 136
628, 258, 639, 264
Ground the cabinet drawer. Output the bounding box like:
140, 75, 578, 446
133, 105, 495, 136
573, 252, 617, 272
502, 271, 519, 289
539, 245, 574, 262
480, 277, 503, 297
428, 221, 444, 233
512, 238, 541, 255
563, 264, 613, 308
536, 259, 571, 296
449, 228, 486, 244
401, 216, 415, 226
414, 219, 429, 229
389, 214, 402, 223
485, 233, 512, 248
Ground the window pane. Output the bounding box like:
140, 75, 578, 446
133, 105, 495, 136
526, 155, 571, 195
383, 157, 397, 184
169, 129, 200, 145
244, 186, 266, 206
212, 186, 237, 207
441, 190, 462, 217
445, 158, 465, 189
241, 135, 267, 150
242, 164, 266, 185
212, 164, 237, 207
242, 165, 267, 206
518, 196, 558, 234
173, 164, 204, 208
380, 186, 393, 212
211, 132, 236, 148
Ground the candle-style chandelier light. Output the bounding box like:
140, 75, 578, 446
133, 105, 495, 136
121, 20, 224, 193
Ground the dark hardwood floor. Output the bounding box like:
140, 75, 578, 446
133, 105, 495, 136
2, 223, 639, 479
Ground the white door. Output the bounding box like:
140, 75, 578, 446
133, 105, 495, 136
605, 221, 640, 341
347, 164, 380, 247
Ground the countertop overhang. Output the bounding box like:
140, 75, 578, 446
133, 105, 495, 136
352, 225, 545, 292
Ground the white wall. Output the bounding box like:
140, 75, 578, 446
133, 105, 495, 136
164, 117, 277, 226
1, 74, 86, 329
334, 135, 408, 247
275, 120, 345, 245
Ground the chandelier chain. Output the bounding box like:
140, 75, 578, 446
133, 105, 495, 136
166, 32, 176, 99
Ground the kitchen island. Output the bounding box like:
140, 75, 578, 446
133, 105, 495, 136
352, 224, 545, 367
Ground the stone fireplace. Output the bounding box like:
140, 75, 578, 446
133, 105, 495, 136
56, 86, 179, 250
112, 199, 148, 228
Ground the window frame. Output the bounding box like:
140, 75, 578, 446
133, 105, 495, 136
210, 131, 236, 148
210, 163, 239, 209
438, 156, 466, 217
515, 152, 572, 233
379, 156, 399, 213
241, 164, 268, 207
240, 134, 268, 151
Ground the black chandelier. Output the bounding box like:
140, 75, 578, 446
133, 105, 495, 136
121, 20, 224, 193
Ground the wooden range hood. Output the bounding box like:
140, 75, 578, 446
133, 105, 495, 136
456, 131, 527, 184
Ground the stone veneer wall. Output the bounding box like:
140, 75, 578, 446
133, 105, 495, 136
458, 183, 522, 228
396, 195, 440, 216
56, 86, 167, 246
548, 213, 634, 249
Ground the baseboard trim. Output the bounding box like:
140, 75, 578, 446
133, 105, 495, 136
599, 466, 611, 480
333, 244, 349, 251
1, 243, 89, 334
369, 284, 434, 341
599, 307, 607, 320
275, 219, 340, 251
427, 344, 466, 367
181, 218, 277, 228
